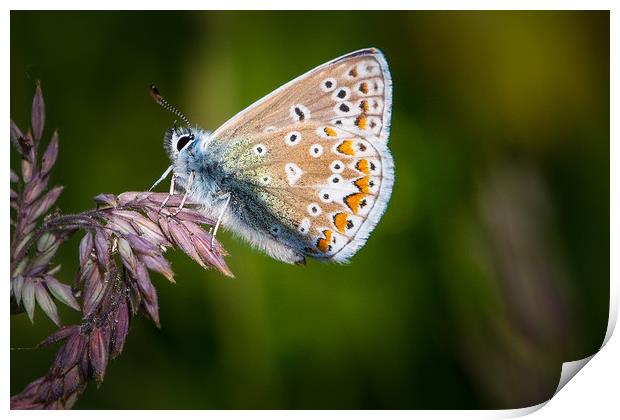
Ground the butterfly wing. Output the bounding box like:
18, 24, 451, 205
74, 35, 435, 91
213, 48, 393, 263
212, 48, 392, 144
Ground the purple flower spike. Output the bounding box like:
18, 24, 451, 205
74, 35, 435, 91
40, 131, 58, 176
141, 254, 175, 282
93, 193, 118, 208
111, 300, 129, 358
31, 81, 45, 143
88, 327, 109, 384
38, 325, 81, 348
93, 229, 110, 269
11, 82, 232, 410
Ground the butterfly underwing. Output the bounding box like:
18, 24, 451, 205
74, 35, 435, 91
155, 47, 394, 265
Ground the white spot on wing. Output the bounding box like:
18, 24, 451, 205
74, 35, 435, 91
309, 144, 323, 158
285, 131, 301, 146
370, 78, 384, 94
360, 60, 381, 77
321, 78, 337, 92
253, 144, 267, 156
307, 203, 322, 217
356, 195, 375, 217
284, 163, 303, 185
328, 174, 343, 185
367, 177, 380, 194
329, 117, 356, 130
345, 214, 364, 235
319, 189, 333, 203
345, 65, 358, 79
331, 87, 351, 101
370, 98, 384, 113
334, 101, 354, 116
330, 160, 345, 173
298, 218, 311, 235
367, 117, 382, 135
368, 158, 381, 175
290, 104, 310, 122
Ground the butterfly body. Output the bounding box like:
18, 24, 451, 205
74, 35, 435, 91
162, 48, 394, 265
170, 128, 309, 264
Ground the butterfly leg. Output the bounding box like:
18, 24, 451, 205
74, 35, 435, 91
149, 165, 174, 192
210, 192, 231, 250
159, 173, 177, 211
171, 171, 195, 216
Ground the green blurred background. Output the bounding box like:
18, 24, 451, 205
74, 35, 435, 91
10, 11, 609, 409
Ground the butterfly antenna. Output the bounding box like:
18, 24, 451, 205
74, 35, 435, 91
149, 84, 192, 127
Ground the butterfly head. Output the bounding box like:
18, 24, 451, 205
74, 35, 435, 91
150, 84, 202, 160
164, 125, 197, 160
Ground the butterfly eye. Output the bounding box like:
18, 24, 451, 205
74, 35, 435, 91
176, 135, 191, 151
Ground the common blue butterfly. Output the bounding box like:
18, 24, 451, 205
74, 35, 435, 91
151, 48, 394, 265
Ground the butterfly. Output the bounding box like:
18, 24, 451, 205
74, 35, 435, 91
150, 47, 394, 265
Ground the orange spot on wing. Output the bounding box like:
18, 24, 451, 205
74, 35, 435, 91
355, 116, 367, 129
324, 127, 337, 137
359, 100, 369, 112
316, 229, 333, 253
337, 140, 355, 156
354, 176, 370, 193
345, 193, 367, 214
359, 82, 368, 94
349, 67, 358, 77
333, 213, 348, 233
356, 159, 370, 174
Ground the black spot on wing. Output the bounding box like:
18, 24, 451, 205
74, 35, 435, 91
294, 107, 305, 120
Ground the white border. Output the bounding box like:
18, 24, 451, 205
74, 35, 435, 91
4, 2, 616, 418
2, 1, 617, 10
